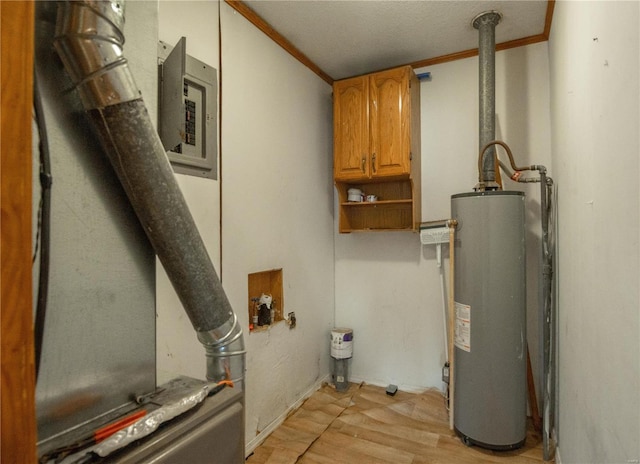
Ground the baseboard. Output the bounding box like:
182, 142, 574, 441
348, 375, 432, 394
245, 374, 331, 458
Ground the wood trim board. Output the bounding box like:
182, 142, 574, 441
1, 1, 38, 463
224, 0, 334, 85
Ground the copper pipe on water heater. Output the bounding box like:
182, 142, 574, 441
478, 140, 537, 186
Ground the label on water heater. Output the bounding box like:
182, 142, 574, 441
454, 302, 471, 352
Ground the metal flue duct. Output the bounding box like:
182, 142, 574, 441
473, 11, 502, 190
53, 0, 245, 385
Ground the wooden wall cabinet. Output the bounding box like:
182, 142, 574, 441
333, 65, 421, 233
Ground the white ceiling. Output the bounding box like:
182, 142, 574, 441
243, 0, 549, 81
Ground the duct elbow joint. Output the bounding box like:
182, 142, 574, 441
198, 315, 246, 386
532, 164, 547, 174
53, 0, 140, 109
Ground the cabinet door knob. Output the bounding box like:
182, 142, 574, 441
372, 153, 377, 173
361, 156, 366, 173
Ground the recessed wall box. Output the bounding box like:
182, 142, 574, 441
158, 37, 217, 179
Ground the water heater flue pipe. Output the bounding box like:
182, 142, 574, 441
473, 11, 502, 189
53, 0, 245, 385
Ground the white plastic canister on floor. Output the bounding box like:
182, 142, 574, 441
331, 328, 353, 359
330, 328, 353, 392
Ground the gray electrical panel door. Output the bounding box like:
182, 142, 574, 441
158, 37, 218, 179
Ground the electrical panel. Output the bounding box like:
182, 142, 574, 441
158, 37, 217, 179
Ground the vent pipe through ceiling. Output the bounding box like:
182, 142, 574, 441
473, 11, 502, 190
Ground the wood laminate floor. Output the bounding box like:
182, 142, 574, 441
246, 382, 553, 464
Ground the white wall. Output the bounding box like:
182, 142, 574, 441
335, 42, 552, 397
220, 2, 335, 447
156, 1, 222, 383
152, 4, 640, 462
156, 2, 335, 449
549, 2, 640, 463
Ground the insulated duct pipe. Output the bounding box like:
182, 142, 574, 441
473, 11, 502, 190
53, 0, 245, 385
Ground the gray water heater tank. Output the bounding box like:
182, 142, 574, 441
451, 191, 527, 450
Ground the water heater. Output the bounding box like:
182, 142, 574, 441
451, 191, 527, 450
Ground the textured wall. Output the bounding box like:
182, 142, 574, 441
156, 0, 222, 384
549, 2, 640, 463
220, 2, 335, 447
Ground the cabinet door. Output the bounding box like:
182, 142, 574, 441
369, 67, 412, 178
333, 76, 370, 180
